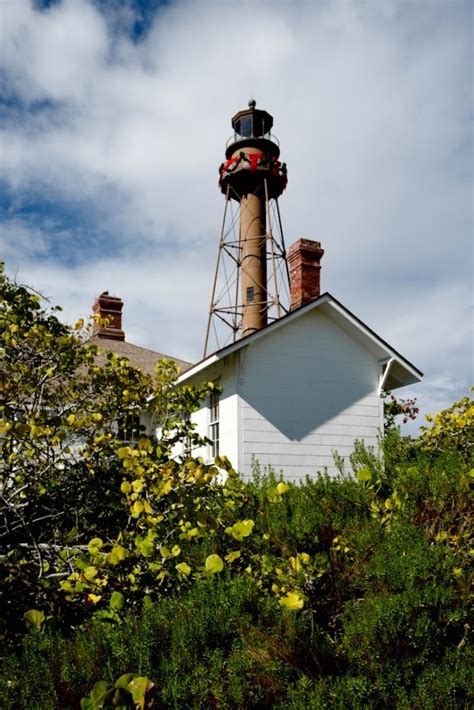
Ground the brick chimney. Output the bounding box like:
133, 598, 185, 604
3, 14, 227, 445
92, 291, 125, 340
287, 239, 324, 310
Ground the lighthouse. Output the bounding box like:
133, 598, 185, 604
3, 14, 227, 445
204, 100, 289, 355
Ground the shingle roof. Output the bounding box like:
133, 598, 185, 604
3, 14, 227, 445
91, 337, 193, 376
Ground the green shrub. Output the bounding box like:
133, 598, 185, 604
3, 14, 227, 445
1, 421, 472, 708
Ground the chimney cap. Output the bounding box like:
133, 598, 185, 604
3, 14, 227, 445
288, 239, 324, 257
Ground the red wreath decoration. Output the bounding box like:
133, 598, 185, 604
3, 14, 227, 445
219, 152, 287, 190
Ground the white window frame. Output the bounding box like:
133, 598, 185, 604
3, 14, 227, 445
117, 413, 142, 446
183, 412, 192, 457
209, 391, 220, 460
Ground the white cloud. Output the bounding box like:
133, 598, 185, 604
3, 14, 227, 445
0, 0, 472, 429
0, 217, 49, 259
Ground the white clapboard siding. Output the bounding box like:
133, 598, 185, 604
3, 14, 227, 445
186, 357, 239, 467
236, 308, 382, 480
185, 308, 383, 481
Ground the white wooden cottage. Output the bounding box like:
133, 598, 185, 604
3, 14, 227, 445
177, 290, 422, 481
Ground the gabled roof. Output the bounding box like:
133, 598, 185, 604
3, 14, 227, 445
178, 292, 423, 390
92, 337, 193, 376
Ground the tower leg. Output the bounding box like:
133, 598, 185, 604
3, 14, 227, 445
203, 187, 230, 358
240, 193, 267, 336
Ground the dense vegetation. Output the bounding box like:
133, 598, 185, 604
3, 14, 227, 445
0, 265, 472, 708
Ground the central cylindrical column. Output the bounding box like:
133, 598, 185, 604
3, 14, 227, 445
240, 193, 267, 336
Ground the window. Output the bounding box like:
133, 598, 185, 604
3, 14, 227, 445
239, 114, 253, 137
117, 414, 141, 445
209, 391, 219, 459
183, 412, 192, 457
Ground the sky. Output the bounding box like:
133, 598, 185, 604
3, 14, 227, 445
0, 0, 472, 432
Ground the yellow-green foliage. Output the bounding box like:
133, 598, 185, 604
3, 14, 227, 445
0, 264, 233, 629
419, 389, 474, 460
0, 265, 305, 629
80, 673, 156, 709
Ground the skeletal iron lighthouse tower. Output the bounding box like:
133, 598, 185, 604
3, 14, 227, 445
204, 100, 290, 357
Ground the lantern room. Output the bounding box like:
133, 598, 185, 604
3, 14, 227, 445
225, 99, 280, 159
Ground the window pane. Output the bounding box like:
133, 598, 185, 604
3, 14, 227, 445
118, 414, 141, 445
210, 422, 219, 458
240, 115, 252, 137
209, 391, 220, 458
210, 392, 219, 423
